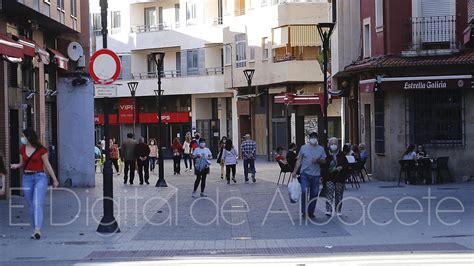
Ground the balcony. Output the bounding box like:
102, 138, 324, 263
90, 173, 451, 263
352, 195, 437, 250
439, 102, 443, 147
130, 67, 224, 80
98, 67, 225, 98
404, 15, 461, 56
131, 23, 180, 33
273, 53, 318, 63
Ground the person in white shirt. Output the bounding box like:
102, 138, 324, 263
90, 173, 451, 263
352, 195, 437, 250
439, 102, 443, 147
402, 144, 417, 160
191, 139, 213, 198
183, 135, 192, 172
222, 139, 238, 184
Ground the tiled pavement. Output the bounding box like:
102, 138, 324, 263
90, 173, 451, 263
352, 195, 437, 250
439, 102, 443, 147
0, 159, 473, 264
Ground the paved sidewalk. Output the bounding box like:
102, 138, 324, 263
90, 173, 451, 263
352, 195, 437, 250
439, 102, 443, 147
0, 159, 473, 264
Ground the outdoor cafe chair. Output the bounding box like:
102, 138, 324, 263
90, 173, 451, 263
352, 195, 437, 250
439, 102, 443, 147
398, 159, 422, 186
277, 161, 292, 185
434, 157, 452, 184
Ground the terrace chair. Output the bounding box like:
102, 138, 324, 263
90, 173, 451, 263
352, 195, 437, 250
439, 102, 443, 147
398, 160, 419, 186
347, 163, 360, 189
277, 161, 292, 185
434, 157, 452, 183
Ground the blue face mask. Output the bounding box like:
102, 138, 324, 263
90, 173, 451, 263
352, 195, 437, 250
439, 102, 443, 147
199, 142, 206, 148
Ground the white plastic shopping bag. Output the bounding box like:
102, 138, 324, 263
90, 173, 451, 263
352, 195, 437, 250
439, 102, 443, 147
288, 178, 301, 203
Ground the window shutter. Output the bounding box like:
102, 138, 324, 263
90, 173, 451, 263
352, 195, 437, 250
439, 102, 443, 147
421, 0, 454, 17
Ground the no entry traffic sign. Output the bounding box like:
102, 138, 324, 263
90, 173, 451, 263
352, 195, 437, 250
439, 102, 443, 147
89, 49, 121, 85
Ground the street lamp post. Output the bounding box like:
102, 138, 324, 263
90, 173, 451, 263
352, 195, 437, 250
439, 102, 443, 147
243, 69, 255, 139
317, 22, 335, 148
97, 0, 120, 234
127, 81, 139, 137
151, 52, 168, 187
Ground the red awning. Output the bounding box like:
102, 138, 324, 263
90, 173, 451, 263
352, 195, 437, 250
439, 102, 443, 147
16, 36, 36, 57
37, 46, 50, 65
47, 47, 69, 70
360, 79, 376, 93
0, 33, 23, 60
274, 93, 321, 105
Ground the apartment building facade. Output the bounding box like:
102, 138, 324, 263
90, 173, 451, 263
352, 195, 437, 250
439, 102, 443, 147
0, 0, 91, 199
91, 0, 231, 157
332, 0, 474, 181
222, 0, 341, 159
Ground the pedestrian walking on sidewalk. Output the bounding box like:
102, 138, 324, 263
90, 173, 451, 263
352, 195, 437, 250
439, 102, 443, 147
217, 136, 227, 180
291, 132, 326, 219
171, 137, 183, 175
121, 133, 138, 185
109, 139, 120, 175
222, 139, 238, 184
324, 137, 348, 217
136, 137, 151, 185
148, 139, 158, 172
241, 134, 257, 183
0, 151, 6, 197
183, 134, 192, 172
192, 138, 213, 198
10, 128, 59, 240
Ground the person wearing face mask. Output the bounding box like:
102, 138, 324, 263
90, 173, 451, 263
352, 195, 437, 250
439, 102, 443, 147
148, 138, 158, 172
11, 128, 59, 240
291, 132, 326, 219
191, 138, 213, 198
324, 137, 349, 217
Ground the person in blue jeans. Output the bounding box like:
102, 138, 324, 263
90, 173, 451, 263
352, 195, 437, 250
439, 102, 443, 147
240, 134, 257, 183
11, 128, 59, 239
291, 132, 326, 219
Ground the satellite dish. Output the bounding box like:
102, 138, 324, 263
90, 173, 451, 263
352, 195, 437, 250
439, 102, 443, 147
67, 42, 84, 61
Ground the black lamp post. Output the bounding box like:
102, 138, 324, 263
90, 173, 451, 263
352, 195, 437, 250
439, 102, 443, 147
243, 69, 255, 141
317, 22, 335, 148
151, 52, 168, 187
97, 0, 120, 234
127, 81, 139, 137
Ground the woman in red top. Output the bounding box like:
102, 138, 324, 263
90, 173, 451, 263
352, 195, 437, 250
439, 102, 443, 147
109, 139, 120, 175
171, 138, 183, 175
11, 128, 59, 240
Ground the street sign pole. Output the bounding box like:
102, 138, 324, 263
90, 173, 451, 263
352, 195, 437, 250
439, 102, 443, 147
96, 0, 120, 234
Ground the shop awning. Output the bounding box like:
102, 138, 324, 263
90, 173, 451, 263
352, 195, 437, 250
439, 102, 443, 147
0, 33, 23, 60
37, 46, 50, 65
360, 75, 473, 93
15, 36, 36, 57
274, 93, 321, 105
47, 47, 69, 70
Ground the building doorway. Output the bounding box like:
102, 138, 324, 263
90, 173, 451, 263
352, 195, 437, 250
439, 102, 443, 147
9, 109, 21, 196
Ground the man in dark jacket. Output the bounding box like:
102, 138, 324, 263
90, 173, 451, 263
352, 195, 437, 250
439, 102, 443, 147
121, 133, 138, 185
136, 137, 151, 185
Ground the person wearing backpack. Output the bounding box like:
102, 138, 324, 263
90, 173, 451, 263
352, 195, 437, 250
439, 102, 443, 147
192, 138, 212, 198
11, 128, 59, 240
222, 139, 238, 184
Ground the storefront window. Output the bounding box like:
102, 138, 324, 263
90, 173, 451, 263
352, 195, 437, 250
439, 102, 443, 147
410, 90, 463, 146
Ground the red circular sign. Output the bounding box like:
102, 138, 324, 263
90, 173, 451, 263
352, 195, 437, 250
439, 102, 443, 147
89, 49, 121, 85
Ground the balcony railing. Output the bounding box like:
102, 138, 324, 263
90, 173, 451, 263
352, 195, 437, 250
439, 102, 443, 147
273, 53, 318, 63
405, 15, 459, 51
130, 67, 224, 80
130, 23, 180, 33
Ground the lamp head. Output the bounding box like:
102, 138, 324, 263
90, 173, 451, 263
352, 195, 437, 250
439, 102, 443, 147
317, 22, 335, 42
127, 81, 139, 95
243, 69, 255, 84
151, 52, 165, 65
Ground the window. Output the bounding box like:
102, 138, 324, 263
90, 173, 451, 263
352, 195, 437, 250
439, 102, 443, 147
411, 90, 463, 146
249, 46, 255, 61
363, 18, 371, 58
374, 90, 385, 154
186, 1, 197, 25
111, 11, 121, 32
469, 0, 474, 18
57, 0, 64, 10
235, 34, 247, 68
375, 0, 383, 31
70, 0, 77, 17
144, 7, 156, 27
92, 13, 101, 35
224, 45, 231, 66
147, 54, 162, 74
175, 4, 180, 26
262, 37, 269, 60
187, 49, 199, 74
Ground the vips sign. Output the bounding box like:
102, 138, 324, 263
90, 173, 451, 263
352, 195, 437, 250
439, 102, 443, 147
119, 98, 135, 124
